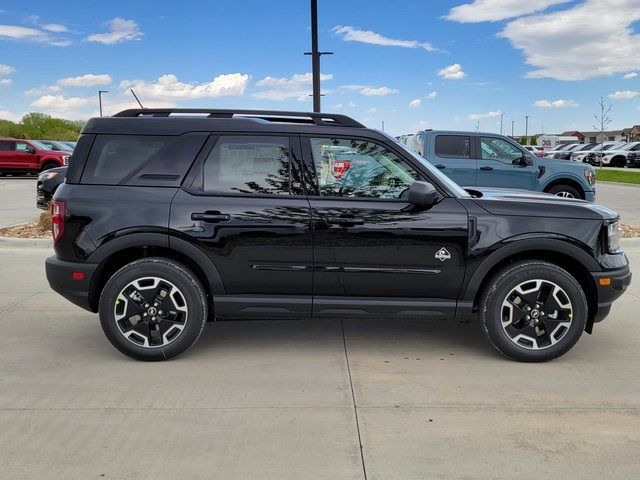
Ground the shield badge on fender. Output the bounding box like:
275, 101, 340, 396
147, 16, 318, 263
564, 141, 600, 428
435, 248, 451, 262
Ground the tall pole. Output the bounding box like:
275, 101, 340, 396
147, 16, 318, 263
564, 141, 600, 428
306, 0, 332, 112
525, 115, 530, 144
98, 90, 108, 117
500, 112, 504, 135
511, 120, 515, 137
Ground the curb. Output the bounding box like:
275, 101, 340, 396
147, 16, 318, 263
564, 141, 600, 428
0, 235, 52, 249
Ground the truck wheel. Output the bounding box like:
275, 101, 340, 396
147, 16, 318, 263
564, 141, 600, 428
546, 184, 581, 199
480, 261, 587, 362
610, 157, 626, 168
40, 162, 58, 172
99, 258, 208, 361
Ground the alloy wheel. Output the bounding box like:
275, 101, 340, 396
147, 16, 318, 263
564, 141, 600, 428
554, 191, 575, 198
114, 276, 188, 348
500, 279, 573, 350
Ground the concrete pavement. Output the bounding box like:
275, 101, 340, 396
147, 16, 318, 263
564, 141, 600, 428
0, 177, 40, 228
0, 245, 639, 479
596, 181, 640, 225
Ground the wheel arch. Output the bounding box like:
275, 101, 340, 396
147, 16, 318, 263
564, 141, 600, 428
87, 233, 224, 312
542, 177, 586, 199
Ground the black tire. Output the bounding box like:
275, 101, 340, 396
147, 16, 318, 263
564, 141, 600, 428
99, 257, 208, 361
40, 162, 58, 172
610, 156, 626, 168
480, 261, 587, 362
546, 184, 581, 199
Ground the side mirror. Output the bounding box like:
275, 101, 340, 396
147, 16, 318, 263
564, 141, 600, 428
408, 181, 439, 207
513, 155, 533, 166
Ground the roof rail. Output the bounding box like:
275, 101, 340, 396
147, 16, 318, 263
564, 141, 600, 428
113, 108, 365, 128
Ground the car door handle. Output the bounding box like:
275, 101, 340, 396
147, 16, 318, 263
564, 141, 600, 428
480, 166, 494, 171
325, 216, 365, 226
435, 164, 446, 169
191, 211, 230, 223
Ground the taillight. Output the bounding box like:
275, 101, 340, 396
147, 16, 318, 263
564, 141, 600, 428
51, 200, 65, 244
332, 160, 351, 178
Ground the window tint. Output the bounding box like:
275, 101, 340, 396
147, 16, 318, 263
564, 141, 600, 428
81, 133, 207, 186
435, 135, 470, 158
310, 137, 419, 199
0, 141, 13, 151
15, 142, 32, 153
480, 137, 524, 164
202, 136, 302, 195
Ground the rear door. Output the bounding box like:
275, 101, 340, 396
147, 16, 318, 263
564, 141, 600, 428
430, 134, 477, 186
170, 134, 313, 318
0, 140, 15, 169
477, 136, 536, 190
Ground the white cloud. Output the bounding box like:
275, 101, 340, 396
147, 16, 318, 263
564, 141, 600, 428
0, 64, 15, 76
468, 110, 502, 120
409, 98, 422, 108
0, 110, 23, 122
348, 101, 356, 108
366, 107, 378, 113
120, 73, 250, 100
499, 0, 640, 80
86, 17, 143, 44
31, 94, 91, 110
332, 25, 434, 51
41, 23, 68, 33
446, 0, 568, 23
0, 78, 11, 86
252, 72, 332, 101
0, 24, 70, 46
359, 86, 399, 96
438, 64, 466, 80
25, 84, 63, 96
425, 91, 437, 99
58, 74, 112, 87
609, 90, 638, 99
623, 72, 638, 79
533, 99, 579, 108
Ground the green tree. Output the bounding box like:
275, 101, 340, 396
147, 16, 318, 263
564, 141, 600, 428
0, 112, 84, 140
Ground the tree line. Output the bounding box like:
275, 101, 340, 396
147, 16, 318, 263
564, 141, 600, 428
0, 113, 84, 141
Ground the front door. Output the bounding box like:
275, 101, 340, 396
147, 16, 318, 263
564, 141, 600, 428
170, 134, 313, 318
476, 136, 536, 190
303, 136, 468, 318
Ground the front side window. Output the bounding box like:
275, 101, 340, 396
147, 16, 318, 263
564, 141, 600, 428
480, 137, 524, 164
202, 136, 302, 195
309, 137, 419, 199
15, 142, 33, 153
435, 135, 470, 159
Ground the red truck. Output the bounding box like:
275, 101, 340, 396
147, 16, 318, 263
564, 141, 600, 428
0, 138, 70, 175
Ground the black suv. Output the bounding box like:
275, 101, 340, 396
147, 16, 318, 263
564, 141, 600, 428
46, 109, 631, 362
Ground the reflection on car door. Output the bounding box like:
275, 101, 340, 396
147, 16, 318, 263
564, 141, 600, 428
476, 136, 536, 190
302, 135, 469, 318
430, 134, 477, 186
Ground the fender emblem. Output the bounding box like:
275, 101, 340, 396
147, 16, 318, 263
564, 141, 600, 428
435, 248, 451, 262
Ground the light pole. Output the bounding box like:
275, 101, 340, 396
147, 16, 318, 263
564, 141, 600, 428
500, 112, 505, 135
98, 90, 108, 117
511, 120, 515, 138
525, 115, 530, 144
305, 0, 332, 112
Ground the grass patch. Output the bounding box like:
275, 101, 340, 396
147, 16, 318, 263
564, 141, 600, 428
596, 168, 640, 184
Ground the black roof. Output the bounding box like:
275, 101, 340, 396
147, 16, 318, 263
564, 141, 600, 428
82, 108, 371, 136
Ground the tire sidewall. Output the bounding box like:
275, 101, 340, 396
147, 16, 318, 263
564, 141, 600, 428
547, 184, 581, 199
99, 258, 207, 361
481, 262, 587, 362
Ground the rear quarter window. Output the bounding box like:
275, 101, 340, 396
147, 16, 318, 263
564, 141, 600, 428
435, 135, 471, 159
80, 133, 208, 186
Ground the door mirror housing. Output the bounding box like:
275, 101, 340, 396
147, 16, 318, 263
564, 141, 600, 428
408, 181, 439, 207
513, 155, 533, 166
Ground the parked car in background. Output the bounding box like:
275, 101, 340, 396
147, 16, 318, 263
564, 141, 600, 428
0, 138, 70, 175
406, 130, 596, 200
600, 142, 640, 167
524, 145, 544, 157
584, 143, 625, 165
544, 143, 579, 158
37, 166, 67, 209
557, 143, 596, 161
35, 140, 75, 152
63, 141, 77, 150
45, 108, 629, 362
570, 143, 613, 163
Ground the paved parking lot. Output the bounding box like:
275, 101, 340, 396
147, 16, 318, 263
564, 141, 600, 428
1, 176, 639, 479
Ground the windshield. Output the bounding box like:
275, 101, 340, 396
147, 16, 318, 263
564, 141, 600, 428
52, 141, 74, 152
620, 142, 639, 151
386, 134, 471, 198
30, 140, 51, 150
578, 144, 597, 151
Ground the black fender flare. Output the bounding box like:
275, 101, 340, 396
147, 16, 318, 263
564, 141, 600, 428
460, 236, 600, 304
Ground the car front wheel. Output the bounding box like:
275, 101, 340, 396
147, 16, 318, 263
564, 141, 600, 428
99, 258, 207, 361
546, 184, 581, 199
480, 261, 587, 362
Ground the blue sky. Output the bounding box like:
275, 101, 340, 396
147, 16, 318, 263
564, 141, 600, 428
0, 0, 639, 136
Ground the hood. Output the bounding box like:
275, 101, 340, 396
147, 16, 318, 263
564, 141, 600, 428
464, 187, 618, 220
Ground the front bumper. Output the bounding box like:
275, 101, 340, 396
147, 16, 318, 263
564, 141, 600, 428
46, 256, 99, 312
590, 265, 632, 323
626, 157, 640, 168
584, 189, 596, 202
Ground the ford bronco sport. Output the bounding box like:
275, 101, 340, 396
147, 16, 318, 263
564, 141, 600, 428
46, 109, 631, 362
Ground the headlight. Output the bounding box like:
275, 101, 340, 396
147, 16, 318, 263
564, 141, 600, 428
39, 171, 58, 181
62, 155, 70, 165
606, 221, 622, 254
584, 168, 596, 186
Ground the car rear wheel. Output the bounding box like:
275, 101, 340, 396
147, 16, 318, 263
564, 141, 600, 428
546, 184, 581, 199
480, 261, 587, 362
99, 258, 207, 361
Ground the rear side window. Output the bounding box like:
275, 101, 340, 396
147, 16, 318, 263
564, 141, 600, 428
81, 133, 207, 186
435, 135, 470, 159
201, 135, 304, 195
0, 141, 13, 151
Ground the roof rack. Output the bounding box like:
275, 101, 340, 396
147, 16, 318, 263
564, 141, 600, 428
113, 108, 365, 128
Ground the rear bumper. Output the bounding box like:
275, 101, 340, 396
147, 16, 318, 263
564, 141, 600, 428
590, 266, 632, 323
45, 256, 98, 312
